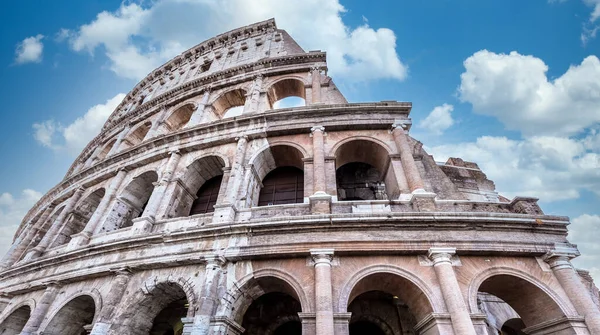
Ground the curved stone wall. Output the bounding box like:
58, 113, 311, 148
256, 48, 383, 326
1, 19, 599, 335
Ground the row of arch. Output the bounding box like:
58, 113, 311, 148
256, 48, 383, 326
20, 138, 401, 254
89, 77, 308, 165
0, 266, 579, 334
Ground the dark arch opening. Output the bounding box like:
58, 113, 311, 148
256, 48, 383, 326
501, 318, 526, 335
43, 295, 96, 335
241, 292, 301, 335
349, 320, 386, 335
190, 175, 223, 215
122, 121, 152, 149
96, 138, 117, 162
334, 140, 395, 201
0, 305, 31, 335
258, 167, 304, 206
51, 188, 106, 247
477, 274, 567, 331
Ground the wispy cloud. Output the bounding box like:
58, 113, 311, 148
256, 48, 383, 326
14, 34, 44, 64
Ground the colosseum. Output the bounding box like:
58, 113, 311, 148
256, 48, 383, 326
0, 19, 599, 335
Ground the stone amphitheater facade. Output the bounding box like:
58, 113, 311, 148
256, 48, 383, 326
1, 19, 599, 335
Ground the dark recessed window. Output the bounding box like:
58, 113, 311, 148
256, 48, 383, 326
190, 175, 223, 215
258, 166, 304, 206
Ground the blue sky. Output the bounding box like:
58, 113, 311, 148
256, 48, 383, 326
1, 0, 599, 280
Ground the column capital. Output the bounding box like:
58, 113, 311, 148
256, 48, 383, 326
310, 126, 325, 134
235, 135, 249, 142
74, 186, 87, 195
310, 248, 334, 265
428, 247, 456, 265
41, 280, 63, 290
205, 254, 227, 268
168, 149, 181, 156
391, 121, 412, 132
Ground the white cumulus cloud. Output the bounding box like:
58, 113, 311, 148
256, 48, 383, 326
14, 34, 44, 64
459, 50, 600, 136
570, 214, 600, 282
32, 93, 125, 155
0, 189, 43, 258
418, 103, 454, 135
62, 0, 407, 82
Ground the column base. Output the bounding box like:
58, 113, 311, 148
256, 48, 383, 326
212, 204, 237, 223
66, 231, 92, 251
309, 192, 332, 214
408, 191, 437, 212
130, 216, 155, 235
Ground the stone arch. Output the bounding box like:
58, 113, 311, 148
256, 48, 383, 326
218, 268, 311, 324
163, 101, 197, 132
211, 88, 247, 118
172, 155, 228, 217
266, 77, 307, 109
109, 276, 197, 335
40, 293, 99, 335
26, 205, 65, 251
332, 138, 396, 200
51, 187, 106, 247
99, 170, 158, 233
120, 120, 152, 149
338, 265, 442, 321
468, 267, 575, 328
95, 138, 117, 162
0, 299, 34, 335
248, 144, 306, 207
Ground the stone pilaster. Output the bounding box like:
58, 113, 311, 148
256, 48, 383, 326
391, 124, 425, 193
20, 282, 61, 335
70, 169, 128, 248
309, 127, 331, 214
24, 187, 85, 260
106, 125, 130, 157
186, 90, 210, 128
182, 255, 226, 335
132, 151, 181, 234
428, 247, 476, 335
310, 249, 335, 335
246, 75, 263, 114
311, 67, 322, 104
214, 136, 248, 223
544, 248, 600, 333
144, 105, 168, 140
89, 268, 133, 335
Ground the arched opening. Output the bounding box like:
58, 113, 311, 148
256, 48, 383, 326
477, 274, 567, 333
213, 89, 246, 118
0, 305, 31, 334
174, 156, 226, 217
346, 272, 434, 334
267, 79, 306, 109
111, 282, 189, 335
335, 140, 394, 201
51, 188, 106, 247
164, 104, 195, 132
43, 295, 96, 335
230, 276, 305, 335
121, 121, 152, 149
25, 207, 64, 253
100, 171, 158, 233
253, 145, 305, 207
95, 138, 117, 162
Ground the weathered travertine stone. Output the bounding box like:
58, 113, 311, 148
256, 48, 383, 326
311, 249, 335, 335
20, 283, 61, 335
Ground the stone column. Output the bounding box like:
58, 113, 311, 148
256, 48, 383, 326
84, 146, 104, 168
428, 248, 476, 335
391, 124, 425, 193
311, 126, 326, 195
311, 67, 322, 104
310, 249, 335, 335
186, 90, 210, 127
182, 255, 226, 335
544, 250, 600, 333
70, 170, 128, 247
25, 188, 85, 259
132, 151, 181, 234
215, 167, 231, 205
106, 125, 130, 157
144, 105, 168, 140
90, 268, 133, 335
20, 282, 61, 335
213, 137, 248, 223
